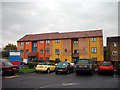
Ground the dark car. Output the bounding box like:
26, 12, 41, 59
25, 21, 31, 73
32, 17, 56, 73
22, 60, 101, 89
75, 59, 94, 75
98, 61, 114, 75
2, 60, 19, 75
117, 63, 120, 75
55, 61, 74, 74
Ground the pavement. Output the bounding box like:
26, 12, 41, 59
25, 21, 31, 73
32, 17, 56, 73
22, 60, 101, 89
2, 71, 119, 89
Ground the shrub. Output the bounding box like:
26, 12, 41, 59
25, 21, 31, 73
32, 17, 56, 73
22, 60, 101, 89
28, 62, 39, 68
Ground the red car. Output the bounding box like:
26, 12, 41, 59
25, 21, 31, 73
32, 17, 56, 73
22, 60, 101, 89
1, 60, 19, 75
98, 61, 114, 75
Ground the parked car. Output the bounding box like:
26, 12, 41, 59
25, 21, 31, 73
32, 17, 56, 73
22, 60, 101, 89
75, 59, 94, 75
67, 61, 75, 68
2, 60, 19, 75
35, 62, 55, 74
55, 61, 74, 74
117, 63, 120, 75
98, 61, 114, 75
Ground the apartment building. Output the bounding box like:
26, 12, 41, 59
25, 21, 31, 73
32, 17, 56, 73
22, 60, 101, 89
17, 30, 104, 63
107, 36, 120, 62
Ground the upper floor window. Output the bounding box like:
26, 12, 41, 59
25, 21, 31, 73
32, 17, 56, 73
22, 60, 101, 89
91, 47, 97, 53
20, 50, 24, 55
55, 40, 59, 43
26, 42, 29, 45
33, 43, 37, 47
21, 42, 24, 45
26, 49, 29, 54
40, 49, 44, 54
65, 40, 67, 43
74, 40, 78, 44
91, 37, 96, 42
83, 38, 86, 42
112, 51, 117, 55
46, 40, 50, 44
55, 49, 59, 55
46, 49, 49, 54
113, 43, 117, 47
46, 57, 49, 61
40, 58, 43, 60
40, 41, 44, 44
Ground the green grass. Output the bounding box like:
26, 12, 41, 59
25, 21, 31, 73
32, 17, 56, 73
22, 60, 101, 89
19, 68, 35, 73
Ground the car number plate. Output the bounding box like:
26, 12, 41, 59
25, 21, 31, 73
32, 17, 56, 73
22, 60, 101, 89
80, 66, 86, 67
13, 68, 16, 69
58, 70, 63, 71
39, 66, 43, 68
103, 67, 108, 69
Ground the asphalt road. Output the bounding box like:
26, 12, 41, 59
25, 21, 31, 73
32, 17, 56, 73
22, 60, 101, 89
2, 72, 119, 89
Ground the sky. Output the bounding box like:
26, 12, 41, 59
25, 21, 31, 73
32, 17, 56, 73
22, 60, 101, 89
1, 0, 119, 49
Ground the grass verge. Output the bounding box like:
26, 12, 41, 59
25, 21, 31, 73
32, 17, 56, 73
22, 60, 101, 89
19, 68, 35, 73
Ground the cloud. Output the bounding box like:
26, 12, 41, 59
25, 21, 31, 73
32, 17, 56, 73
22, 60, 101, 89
2, 1, 118, 47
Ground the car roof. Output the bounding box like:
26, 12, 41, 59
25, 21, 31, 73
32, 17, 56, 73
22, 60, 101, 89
100, 61, 111, 63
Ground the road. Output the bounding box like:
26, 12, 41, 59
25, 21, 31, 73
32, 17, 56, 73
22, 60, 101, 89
2, 72, 119, 89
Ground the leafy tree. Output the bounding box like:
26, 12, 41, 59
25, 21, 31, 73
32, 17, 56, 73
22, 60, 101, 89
104, 46, 108, 61
2, 43, 17, 58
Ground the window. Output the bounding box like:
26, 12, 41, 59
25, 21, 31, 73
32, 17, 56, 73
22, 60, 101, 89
92, 57, 97, 61
40, 49, 44, 54
65, 49, 67, 52
26, 49, 29, 54
74, 50, 79, 54
46, 49, 49, 54
65, 59, 67, 61
40, 58, 43, 60
113, 43, 117, 47
83, 47, 86, 51
91, 37, 96, 42
26, 42, 29, 45
20, 50, 24, 55
46, 40, 50, 44
21, 42, 24, 45
33, 43, 37, 47
112, 51, 117, 55
74, 40, 78, 44
40, 41, 44, 44
46, 57, 49, 61
55, 40, 59, 43
91, 47, 97, 53
55, 49, 59, 55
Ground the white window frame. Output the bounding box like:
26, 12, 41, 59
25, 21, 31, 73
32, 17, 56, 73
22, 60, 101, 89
21, 42, 24, 45
113, 43, 117, 47
26, 42, 29, 45
91, 37, 96, 42
55, 40, 59, 43
46, 40, 50, 44
91, 47, 97, 53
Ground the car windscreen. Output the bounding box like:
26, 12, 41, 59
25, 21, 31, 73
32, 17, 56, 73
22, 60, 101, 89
77, 60, 90, 64
4, 61, 13, 66
100, 63, 112, 66
57, 62, 67, 66
38, 62, 51, 65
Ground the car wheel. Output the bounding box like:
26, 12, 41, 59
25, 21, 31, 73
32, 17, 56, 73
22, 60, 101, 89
11, 72, 15, 76
66, 70, 70, 74
76, 71, 79, 75
55, 71, 58, 74
47, 68, 50, 74
35, 71, 39, 73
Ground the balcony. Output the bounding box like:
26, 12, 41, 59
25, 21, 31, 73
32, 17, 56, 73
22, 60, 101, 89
72, 53, 79, 57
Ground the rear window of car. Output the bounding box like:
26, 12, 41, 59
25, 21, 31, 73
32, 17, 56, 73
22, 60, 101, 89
57, 62, 67, 66
77, 60, 90, 64
100, 63, 112, 66
38, 62, 51, 65
4, 61, 13, 66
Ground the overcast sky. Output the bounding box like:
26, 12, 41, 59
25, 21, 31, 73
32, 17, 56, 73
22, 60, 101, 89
1, 0, 118, 49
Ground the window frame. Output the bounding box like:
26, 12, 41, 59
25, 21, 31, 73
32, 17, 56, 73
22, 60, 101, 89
55, 40, 59, 43
26, 42, 29, 45
74, 40, 78, 44
46, 40, 50, 44
46, 49, 49, 54
40, 41, 44, 44
55, 49, 59, 55
91, 47, 97, 53
20, 50, 24, 55
112, 51, 117, 55
25, 49, 29, 54
91, 37, 96, 42
21, 42, 24, 45
113, 43, 117, 47
40, 49, 44, 54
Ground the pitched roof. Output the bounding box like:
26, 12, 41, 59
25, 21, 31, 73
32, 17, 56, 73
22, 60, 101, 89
17, 30, 103, 42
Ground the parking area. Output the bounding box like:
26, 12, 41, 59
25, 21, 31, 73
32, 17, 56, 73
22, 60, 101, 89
2, 72, 119, 89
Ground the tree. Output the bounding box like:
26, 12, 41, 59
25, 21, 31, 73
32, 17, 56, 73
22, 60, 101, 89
2, 43, 17, 58
104, 46, 108, 61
